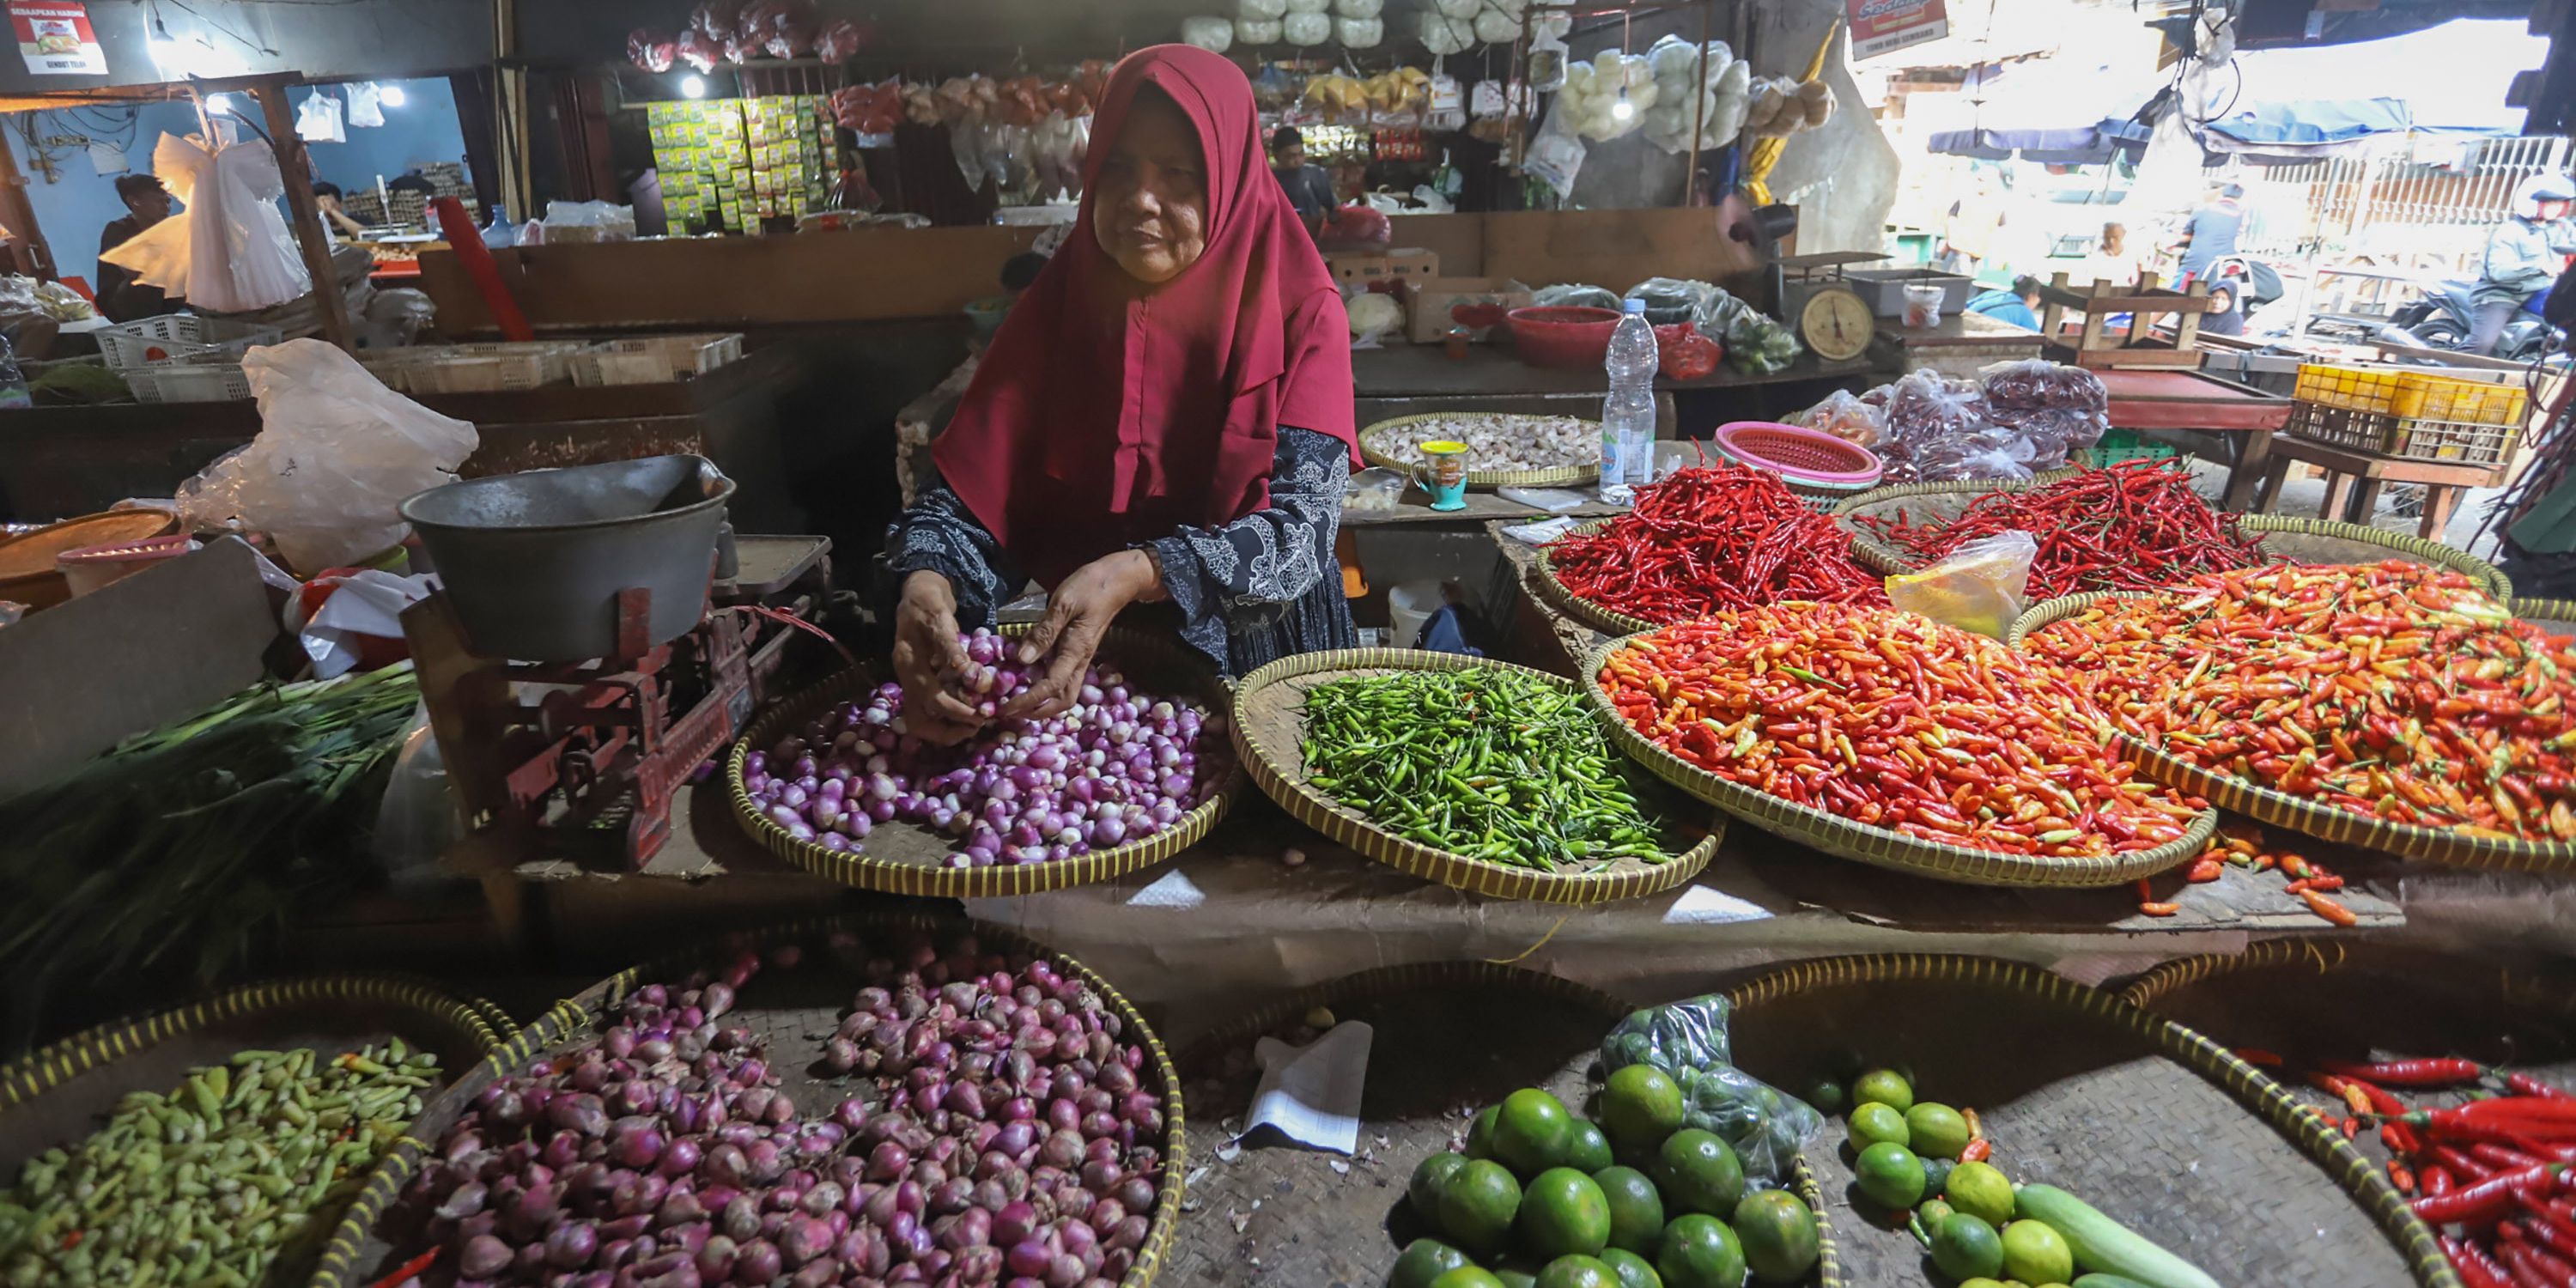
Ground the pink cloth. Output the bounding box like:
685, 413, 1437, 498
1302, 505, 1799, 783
932, 45, 1355, 588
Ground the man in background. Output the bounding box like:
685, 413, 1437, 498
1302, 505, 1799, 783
311, 181, 369, 240
2174, 182, 2245, 286
94, 173, 177, 323
1269, 126, 1334, 235
1964, 276, 2046, 331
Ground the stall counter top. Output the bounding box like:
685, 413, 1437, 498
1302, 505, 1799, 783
1354, 343, 1873, 398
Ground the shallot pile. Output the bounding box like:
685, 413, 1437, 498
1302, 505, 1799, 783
742, 632, 1219, 869
387, 929, 1166, 1288
1362, 414, 1595, 474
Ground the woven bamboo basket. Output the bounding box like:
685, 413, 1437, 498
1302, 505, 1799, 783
1166, 961, 1841, 1287
1359, 410, 1599, 488
2516, 596, 2576, 637
310, 911, 1188, 1288
1723, 953, 2456, 1288
1231, 648, 1722, 903
1577, 632, 2215, 887
2009, 591, 2576, 872
1838, 476, 2511, 598
0, 975, 505, 1288
727, 623, 1242, 897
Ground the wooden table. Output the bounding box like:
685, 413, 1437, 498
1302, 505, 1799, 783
2245, 434, 2508, 539
2090, 368, 2297, 510
1880, 311, 2047, 381
1352, 343, 1874, 399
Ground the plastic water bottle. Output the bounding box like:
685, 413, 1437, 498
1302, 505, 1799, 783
0, 336, 32, 411
1600, 297, 1658, 502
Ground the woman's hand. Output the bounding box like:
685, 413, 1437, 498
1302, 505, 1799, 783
1005, 550, 1165, 720
890, 571, 984, 745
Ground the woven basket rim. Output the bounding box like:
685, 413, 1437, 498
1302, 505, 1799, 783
1176, 959, 1847, 1288
1720, 952, 2458, 1288
1532, 518, 1664, 636
2009, 592, 2576, 872
1358, 410, 1599, 488
1230, 648, 1722, 904
2116, 939, 2576, 1016
726, 624, 1242, 898
2514, 596, 2576, 629
308, 911, 1189, 1288
1578, 629, 2217, 888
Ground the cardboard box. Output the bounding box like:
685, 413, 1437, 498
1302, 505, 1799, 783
1325, 247, 1439, 286
1404, 276, 1534, 343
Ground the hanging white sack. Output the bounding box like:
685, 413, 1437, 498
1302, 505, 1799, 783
345, 82, 386, 128
99, 132, 312, 313
295, 90, 345, 143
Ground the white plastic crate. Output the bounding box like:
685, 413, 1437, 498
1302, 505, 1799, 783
568, 333, 746, 387
125, 361, 252, 404
95, 315, 283, 371
400, 343, 579, 395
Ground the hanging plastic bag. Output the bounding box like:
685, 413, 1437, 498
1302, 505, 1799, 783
176, 339, 477, 575
1599, 996, 1822, 1188
101, 132, 310, 313
344, 82, 386, 128
295, 90, 345, 143
1522, 100, 1586, 200
1886, 531, 2038, 640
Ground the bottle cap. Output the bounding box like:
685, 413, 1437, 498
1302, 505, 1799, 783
1622, 298, 1648, 314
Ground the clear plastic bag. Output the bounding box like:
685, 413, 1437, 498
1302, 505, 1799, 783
1626, 276, 1718, 325
1887, 530, 2038, 639
1980, 358, 2108, 414
100, 132, 311, 313
1793, 389, 1886, 447
177, 339, 477, 574
1600, 996, 1821, 1188
1533, 283, 1621, 311
372, 702, 462, 884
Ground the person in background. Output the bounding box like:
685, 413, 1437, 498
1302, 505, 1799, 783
885, 46, 1357, 740
2468, 173, 2576, 355
2082, 221, 2142, 287
311, 182, 369, 240
1941, 171, 2005, 278
2174, 182, 2245, 285
1964, 276, 2045, 331
94, 173, 178, 323
1268, 125, 1334, 234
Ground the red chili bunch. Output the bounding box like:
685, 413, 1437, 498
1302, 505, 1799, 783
1856, 459, 2266, 599
2240, 1054, 2576, 1288
1544, 464, 1887, 624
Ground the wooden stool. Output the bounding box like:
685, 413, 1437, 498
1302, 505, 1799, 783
2247, 434, 2508, 541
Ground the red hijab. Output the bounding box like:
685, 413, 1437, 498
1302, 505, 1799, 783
931, 46, 1356, 588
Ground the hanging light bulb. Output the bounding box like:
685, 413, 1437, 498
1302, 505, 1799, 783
147, 8, 181, 71
204, 93, 230, 116
679, 74, 708, 100
379, 82, 408, 108
1610, 88, 1635, 122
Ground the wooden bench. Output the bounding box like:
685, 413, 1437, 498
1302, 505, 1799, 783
2245, 434, 2506, 541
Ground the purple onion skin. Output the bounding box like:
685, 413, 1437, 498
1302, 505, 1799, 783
695, 1234, 738, 1282
459, 1233, 513, 1279
732, 1238, 783, 1285
545, 1220, 600, 1269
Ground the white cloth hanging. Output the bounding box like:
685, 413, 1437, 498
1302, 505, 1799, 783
344, 82, 385, 129
295, 90, 345, 143
99, 132, 312, 313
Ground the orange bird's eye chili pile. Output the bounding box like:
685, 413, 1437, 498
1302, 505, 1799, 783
1854, 459, 2267, 599
1595, 603, 2203, 859
2023, 562, 2576, 842
1543, 464, 1887, 625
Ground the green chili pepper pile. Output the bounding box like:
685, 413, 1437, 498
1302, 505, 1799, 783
0, 1040, 437, 1288
1299, 667, 1674, 869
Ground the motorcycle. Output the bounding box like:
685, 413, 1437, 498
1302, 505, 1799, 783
2380, 278, 2562, 361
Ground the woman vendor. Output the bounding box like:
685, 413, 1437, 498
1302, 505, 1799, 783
884, 46, 1358, 744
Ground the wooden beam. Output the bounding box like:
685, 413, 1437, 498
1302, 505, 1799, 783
252, 80, 355, 350
0, 126, 54, 281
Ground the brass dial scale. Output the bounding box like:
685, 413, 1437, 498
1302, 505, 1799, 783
1771, 252, 1886, 363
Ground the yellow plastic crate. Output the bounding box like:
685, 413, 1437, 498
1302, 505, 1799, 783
2294, 362, 2403, 414
2393, 370, 2528, 426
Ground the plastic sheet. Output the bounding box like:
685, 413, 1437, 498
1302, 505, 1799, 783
1792, 389, 1885, 448
1600, 995, 1823, 1188
1887, 531, 2038, 639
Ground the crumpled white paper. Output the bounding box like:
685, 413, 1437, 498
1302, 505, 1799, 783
1244, 1020, 1373, 1154
297, 569, 435, 678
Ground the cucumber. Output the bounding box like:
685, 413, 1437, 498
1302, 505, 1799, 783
2074, 1276, 2160, 1288
2011, 1185, 2220, 1288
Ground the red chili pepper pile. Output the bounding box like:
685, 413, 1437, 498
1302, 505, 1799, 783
1855, 459, 2266, 598
1595, 603, 2202, 859
1545, 463, 1886, 624
2026, 562, 2576, 842
2275, 1056, 2576, 1287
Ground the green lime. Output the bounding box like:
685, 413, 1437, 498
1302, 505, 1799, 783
1906, 1103, 1971, 1161
1438, 1158, 1523, 1255
1497, 1089, 1577, 1177
1495, 1271, 1538, 1288
1468, 1105, 1503, 1160
1654, 1213, 1747, 1288
1930, 1212, 2005, 1281
1918, 1198, 1955, 1227
1800, 1076, 1847, 1116
1848, 1103, 1910, 1152
1431, 1270, 1508, 1288
1566, 1120, 1616, 1173
1391, 1238, 1475, 1288
1654, 1129, 1746, 1217
1593, 1165, 1666, 1255
1850, 1068, 1915, 1115
1517, 1168, 1613, 1261
1602, 1066, 1686, 1152
1943, 1161, 2015, 1228
1534, 1255, 1621, 1288
1921, 1157, 1955, 1200
2001, 1219, 2075, 1285
1731, 1190, 1819, 1285
1600, 1249, 1664, 1288
1852, 1141, 1926, 1210
1959, 1281, 2008, 1288
1413, 1152, 1471, 1218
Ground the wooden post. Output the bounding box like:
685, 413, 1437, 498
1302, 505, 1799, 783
252, 80, 355, 350
0, 125, 53, 281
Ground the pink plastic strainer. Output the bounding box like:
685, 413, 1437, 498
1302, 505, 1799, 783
1712, 420, 1884, 494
